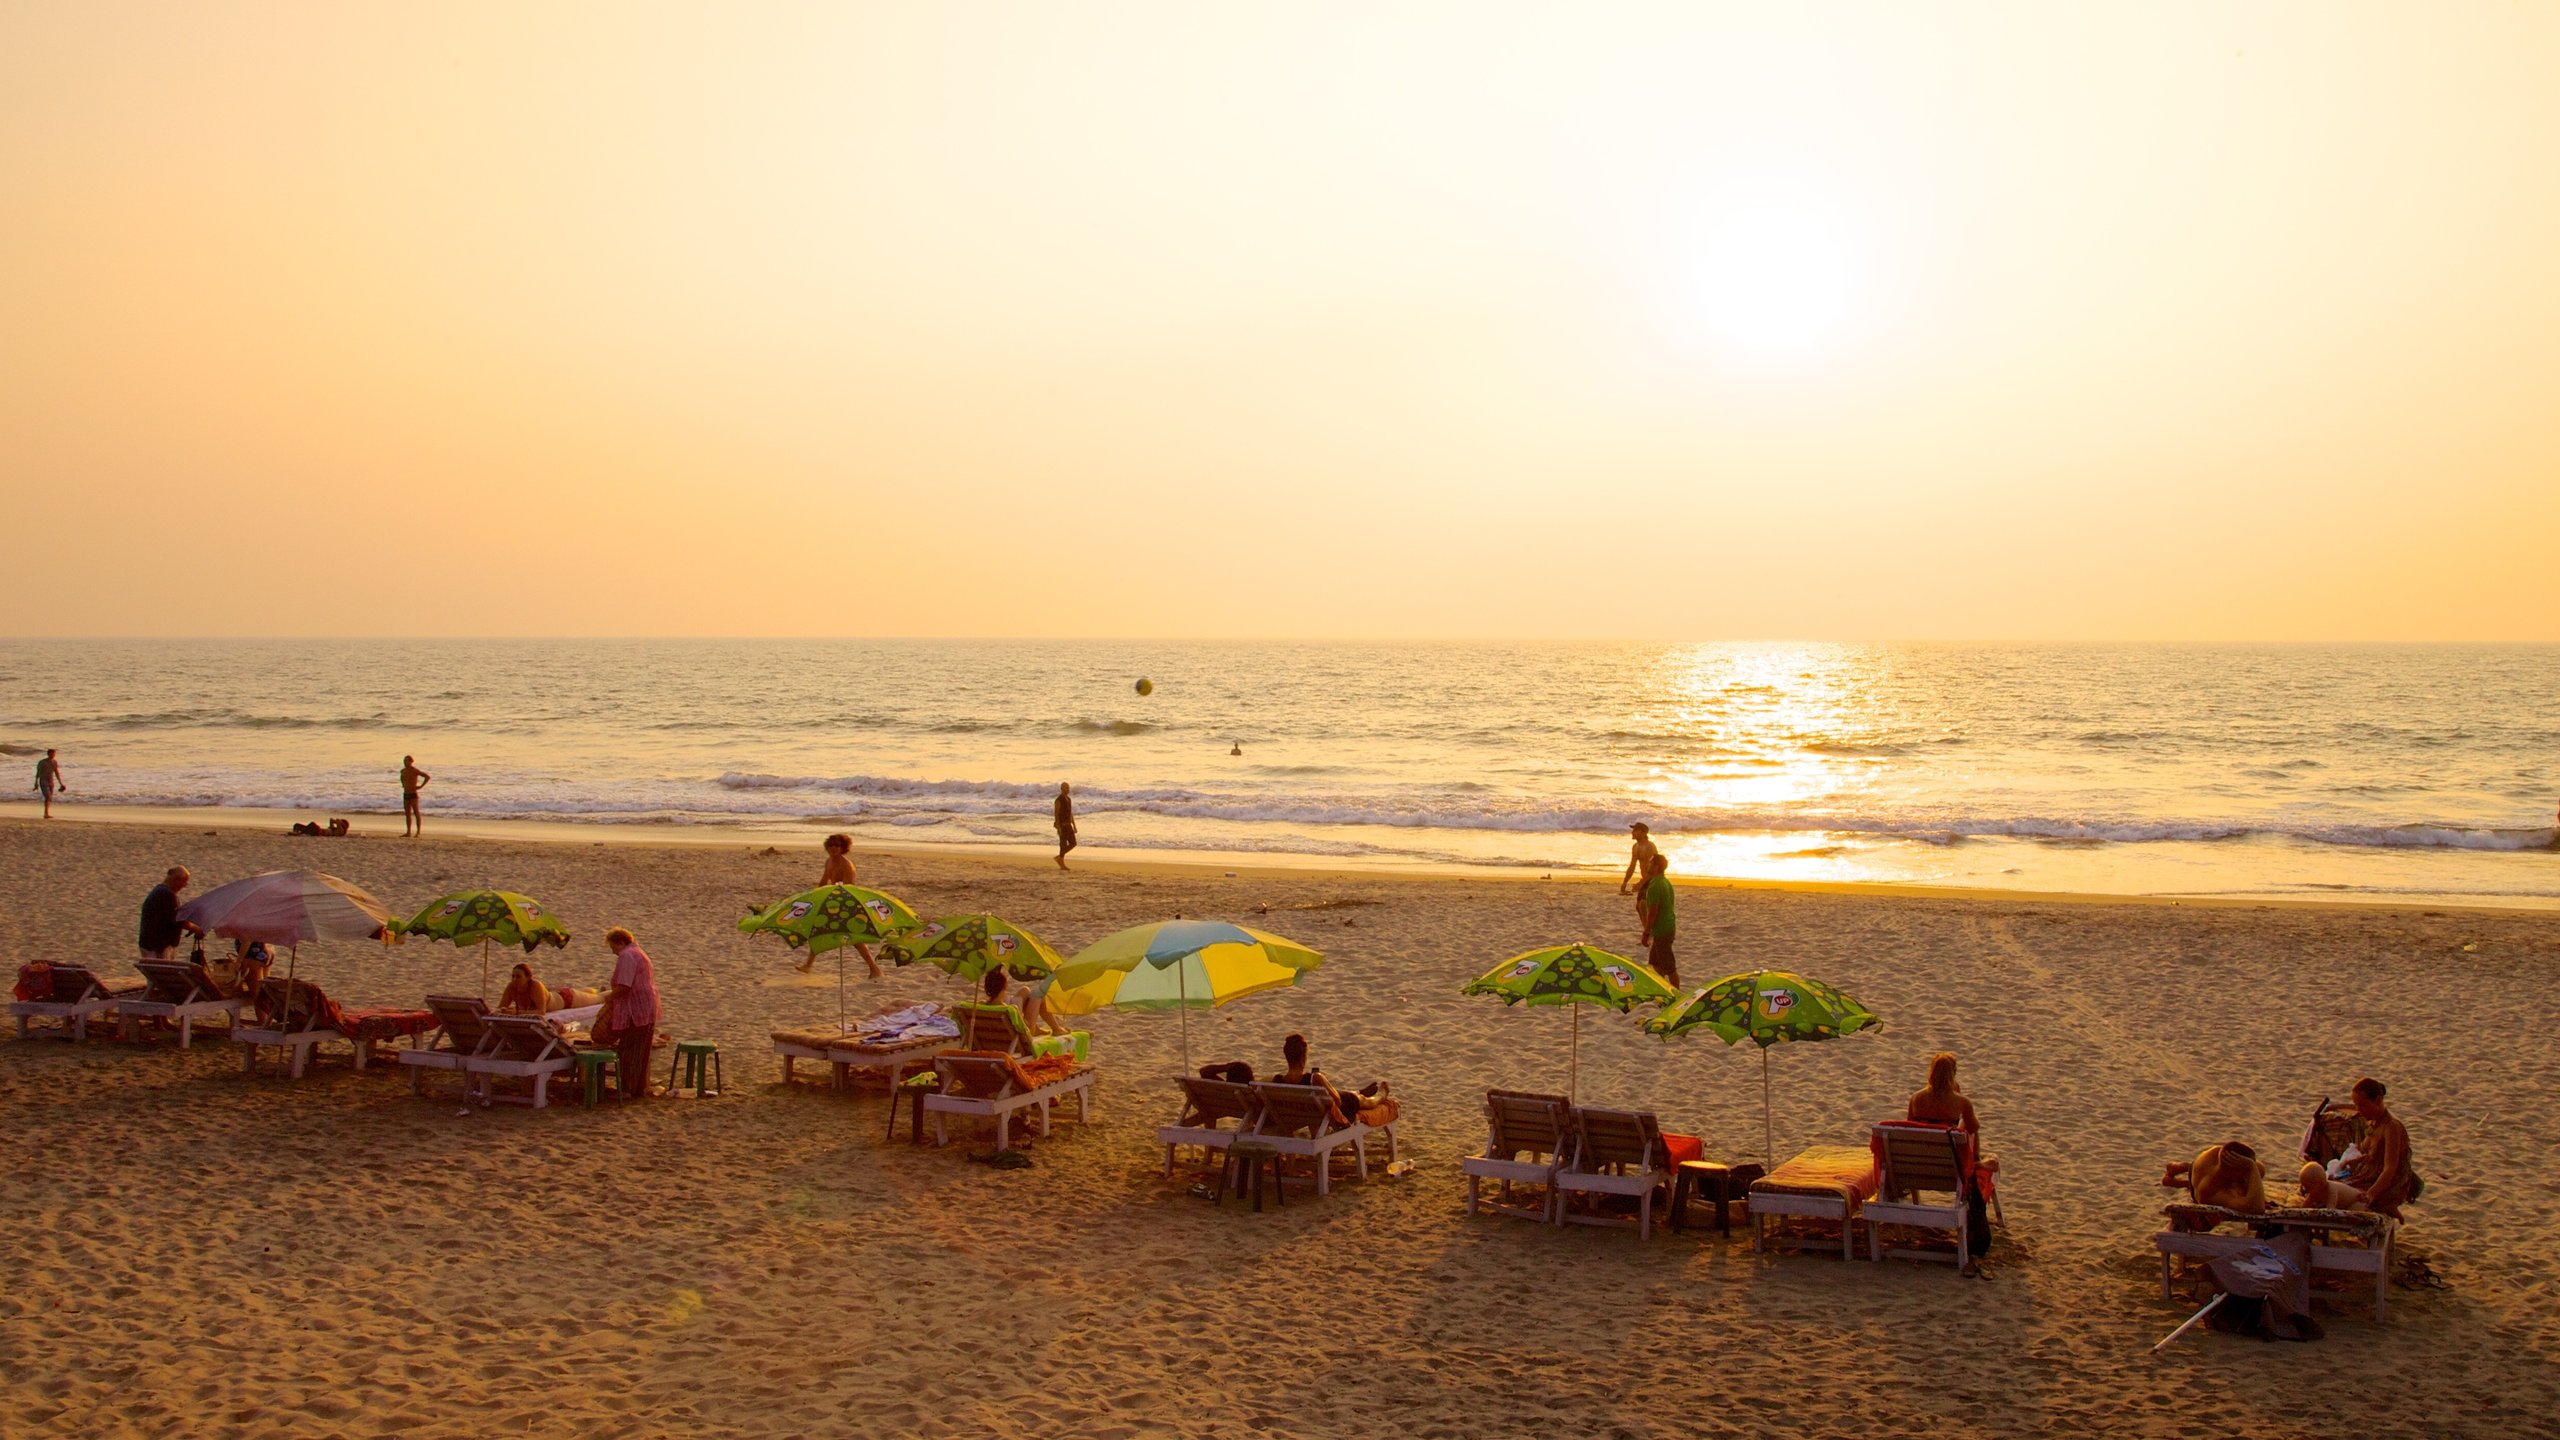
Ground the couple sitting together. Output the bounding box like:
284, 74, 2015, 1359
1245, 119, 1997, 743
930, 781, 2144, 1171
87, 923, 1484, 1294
2161, 1077, 2415, 1220
1200, 1033, 1396, 1130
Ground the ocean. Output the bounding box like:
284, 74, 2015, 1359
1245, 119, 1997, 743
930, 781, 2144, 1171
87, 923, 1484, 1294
3, 639, 2554, 906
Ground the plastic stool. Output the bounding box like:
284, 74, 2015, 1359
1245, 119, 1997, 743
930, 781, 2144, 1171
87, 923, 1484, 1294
667, 1040, 722, 1097
574, 1048, 619, 1108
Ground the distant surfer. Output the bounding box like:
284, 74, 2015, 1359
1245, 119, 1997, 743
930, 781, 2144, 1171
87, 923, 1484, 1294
34, 749, 65, 818
1053, 782, 1077, 870
401, 755, 431, 837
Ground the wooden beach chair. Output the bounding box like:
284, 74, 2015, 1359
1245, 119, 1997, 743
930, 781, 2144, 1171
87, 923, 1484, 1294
116, 960, 247, 1048
10, 963, 146, 1042
1865, 1122, 1981, 1267
1461, 1089, 1576, 1224
235, 978, 341, 1079
1748, 1145, 1880, 1259
1246, 1081, 1396, 1198
400, 995, 498, 1097
1557, 1107, 1674, 1239
2154, 1203, 2395, 1320
462, 1014, 582, 1109
923, 1052, 1096, 1149
1159, 1076, 1262, 1176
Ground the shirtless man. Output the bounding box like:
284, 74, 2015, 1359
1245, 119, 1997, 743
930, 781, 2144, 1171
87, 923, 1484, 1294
2298, 1077, 2413, 1215
1619, 822, 1659, 895
400, 755, 431, 837
35, 749, 65, 818
1053, 783, 1077, 870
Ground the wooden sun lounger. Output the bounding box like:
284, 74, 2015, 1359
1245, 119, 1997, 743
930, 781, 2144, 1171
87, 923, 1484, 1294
10, 964, 146, 1042
1246, 1082, 1396, 1198
462, 1014, 583, 1109
1160, 1076, 1261, 1176
116, 961, 246, 1047
923, 1054, 1096, 1149
2154, 1203, 2395, 1319
234, 979, 340, 1079
1866, 1123, 1982, 1267
1462, 1089, 1575, 1224
1557, 1106, 1673, 1239
1749, 1145, 1879, 1259
400, 995, 498, 1096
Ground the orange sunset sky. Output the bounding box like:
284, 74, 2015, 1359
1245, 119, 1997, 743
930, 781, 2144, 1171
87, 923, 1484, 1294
3, 3, 2555, 640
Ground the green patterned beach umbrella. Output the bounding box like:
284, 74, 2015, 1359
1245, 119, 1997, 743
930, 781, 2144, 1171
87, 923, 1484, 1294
394, 889, 571, 1002
879, 914, 1066, 984
1644, 969, 1881, 1165
1461, 943, 1676, 1102
739, 884, 922, 1028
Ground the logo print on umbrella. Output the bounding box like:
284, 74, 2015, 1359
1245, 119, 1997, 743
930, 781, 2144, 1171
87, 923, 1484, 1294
1600, 965, 1634, 991
992, 934, 1017, 956
786, 902, 813, 921
1507, 958, 1542, 979
1758, 988, 1797, 1018
917, 922, 946, 942
440, 901, 464, 916
864, 900, 891, 922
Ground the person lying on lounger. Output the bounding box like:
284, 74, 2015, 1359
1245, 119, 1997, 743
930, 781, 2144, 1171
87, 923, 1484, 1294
2160, 1140, 2269, 1213
500, 963, 602, 1015
1276, 1032, 1389, 1125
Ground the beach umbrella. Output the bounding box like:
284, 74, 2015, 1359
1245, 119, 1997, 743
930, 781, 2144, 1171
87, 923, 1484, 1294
1643, 969, 1881, 1167
879, 914, 1065, 986
1460, 943, 1676, 1104
176, 870, 397, 1024
392, 890, 571, 1003
738, 884, 921, 1029
1044, 920, 1323, 1072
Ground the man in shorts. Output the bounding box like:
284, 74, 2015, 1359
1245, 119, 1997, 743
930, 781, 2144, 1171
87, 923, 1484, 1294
400, 755, 431, 837
34, 749, 65, 818
1053, 782, 1077, 870
1637, 852, 1678, 987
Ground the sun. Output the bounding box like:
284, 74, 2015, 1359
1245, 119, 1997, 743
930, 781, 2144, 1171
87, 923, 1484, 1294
1691, 198, 1860, 356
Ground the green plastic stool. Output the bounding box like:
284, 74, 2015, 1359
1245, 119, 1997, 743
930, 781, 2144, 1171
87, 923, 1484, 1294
574, 1048, 619, 1108
666, 1039, 722, 1097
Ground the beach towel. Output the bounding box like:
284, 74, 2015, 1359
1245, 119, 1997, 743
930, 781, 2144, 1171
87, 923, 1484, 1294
1754, 1146, 1880, 1204
13, 963, 56, 1003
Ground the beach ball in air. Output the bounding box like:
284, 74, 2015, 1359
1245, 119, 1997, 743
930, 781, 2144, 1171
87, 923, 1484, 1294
1135, 677, 1154, 696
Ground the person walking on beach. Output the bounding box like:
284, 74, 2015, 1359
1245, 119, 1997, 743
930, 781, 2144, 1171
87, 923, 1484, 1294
1636, 852, 1678, 986
138, 866, 202, 960
1053, 782, 1077, 870
400, 755, 431, 837
34, 749, 65, 818
595, 927, 660, 1101
817, 833, 880, 978
1619, 822, 1659, 894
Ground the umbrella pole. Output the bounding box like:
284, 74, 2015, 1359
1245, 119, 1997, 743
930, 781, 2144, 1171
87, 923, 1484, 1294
1178, 962, 1192, 1075
480, 938, 491, 1006
837, 948, 848, 1032
1762, 1044, 1774, 1169
1569, 1006, 1580, 1105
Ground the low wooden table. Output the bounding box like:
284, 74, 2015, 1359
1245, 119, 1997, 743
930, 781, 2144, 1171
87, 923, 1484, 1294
1672, 1160, 1766, 1236
2155, 1204, 2395, 1319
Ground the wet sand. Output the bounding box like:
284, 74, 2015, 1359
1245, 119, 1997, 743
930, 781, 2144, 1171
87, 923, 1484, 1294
3, 816, 2555, 1438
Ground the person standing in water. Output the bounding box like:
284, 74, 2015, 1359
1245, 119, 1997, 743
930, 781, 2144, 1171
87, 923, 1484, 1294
34, 749, 65, 818
400, 755, 431, 837
817, 833, 880, 978
1053, 783, 1077, 870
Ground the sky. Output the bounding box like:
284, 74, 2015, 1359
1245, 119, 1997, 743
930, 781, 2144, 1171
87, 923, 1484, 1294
3, 2, 2556, 640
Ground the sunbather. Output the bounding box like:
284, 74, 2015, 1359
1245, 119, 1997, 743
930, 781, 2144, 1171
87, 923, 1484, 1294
2161, 1140, 2269, 1213
2296, 1077, 2414, 1216
499, 963, 555, 1015
1276, 1033, 1390, 1126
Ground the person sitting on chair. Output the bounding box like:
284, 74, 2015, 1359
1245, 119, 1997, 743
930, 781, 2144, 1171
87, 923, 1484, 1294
1275, 1032, 1388, 1126
2296, 1077, 2413, 1216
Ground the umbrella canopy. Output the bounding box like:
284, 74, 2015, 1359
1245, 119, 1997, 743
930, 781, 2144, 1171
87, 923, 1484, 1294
738, 884, 919, 954
879, 914, 1065, 984
738, 884, 921, 1029
1644, 969, 1881, 1165
177, 870, 395, 946
1460, 942, 1676, 1103
1044, 920, 1324, 1070
395, 890, 571, 952
394, 889, 571, 1002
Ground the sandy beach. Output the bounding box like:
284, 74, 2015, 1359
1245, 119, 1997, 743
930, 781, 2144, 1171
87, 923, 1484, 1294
4, 814, 2556, 1439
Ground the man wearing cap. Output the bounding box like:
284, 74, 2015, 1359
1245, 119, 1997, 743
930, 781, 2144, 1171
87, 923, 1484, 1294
1619, 822, 1659, 895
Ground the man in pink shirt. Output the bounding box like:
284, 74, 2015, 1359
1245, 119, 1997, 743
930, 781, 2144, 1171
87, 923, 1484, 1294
599, 927, 660, 1101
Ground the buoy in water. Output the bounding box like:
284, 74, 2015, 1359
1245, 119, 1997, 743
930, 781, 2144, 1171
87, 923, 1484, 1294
1134, 677, 1154, 696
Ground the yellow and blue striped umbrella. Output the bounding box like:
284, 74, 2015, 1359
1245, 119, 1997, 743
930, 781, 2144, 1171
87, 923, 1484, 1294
1045, 920, 1323, 1070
